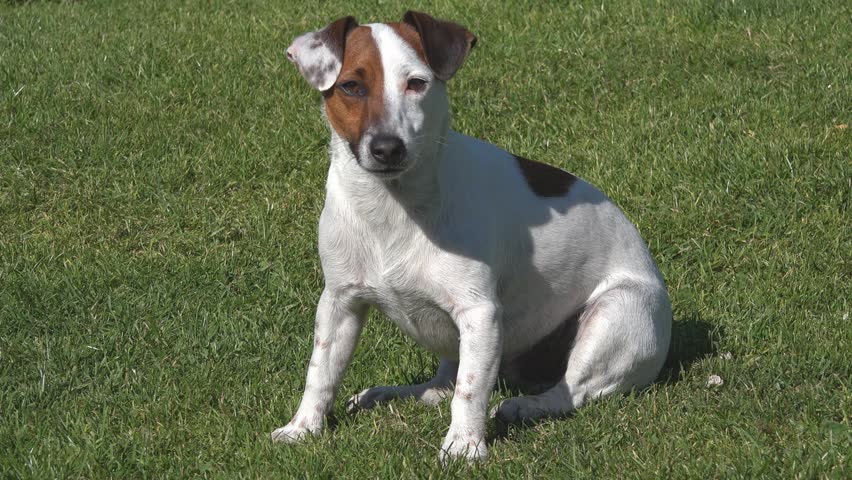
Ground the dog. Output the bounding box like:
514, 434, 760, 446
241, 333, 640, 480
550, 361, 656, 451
272, 11, 672, 462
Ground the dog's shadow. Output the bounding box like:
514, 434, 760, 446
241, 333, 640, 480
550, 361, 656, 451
487, 314, 720, 443
658, 315, 722, 384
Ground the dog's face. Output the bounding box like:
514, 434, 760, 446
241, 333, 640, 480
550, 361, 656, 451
287, 12, 476, 178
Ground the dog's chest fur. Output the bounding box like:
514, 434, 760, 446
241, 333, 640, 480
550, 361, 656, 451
318, 182, 467, 357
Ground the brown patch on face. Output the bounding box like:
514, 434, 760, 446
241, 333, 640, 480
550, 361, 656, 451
386, 22, 427, 63
323, 26, 384, 152
513, 154, 577, 197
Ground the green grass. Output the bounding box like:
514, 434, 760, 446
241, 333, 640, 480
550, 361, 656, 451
1, 0, 849, 477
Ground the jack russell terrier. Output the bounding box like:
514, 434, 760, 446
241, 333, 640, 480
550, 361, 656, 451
272, 11, 672, 462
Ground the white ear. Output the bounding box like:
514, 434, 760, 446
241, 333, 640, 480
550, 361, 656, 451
286, 16, 358, 91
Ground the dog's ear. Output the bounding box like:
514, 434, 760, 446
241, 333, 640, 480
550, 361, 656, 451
286, 16, 358, 91
402, 11, 477, 81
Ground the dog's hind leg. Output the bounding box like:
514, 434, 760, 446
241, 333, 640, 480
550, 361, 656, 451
346, 359, 458, 411
492, 282, 671, 423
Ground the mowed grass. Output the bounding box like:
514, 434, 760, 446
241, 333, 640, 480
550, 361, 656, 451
1, 0, 849, 477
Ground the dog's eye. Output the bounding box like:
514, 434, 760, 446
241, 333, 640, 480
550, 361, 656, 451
338, 80, 366, 97
406, 78, 428, 93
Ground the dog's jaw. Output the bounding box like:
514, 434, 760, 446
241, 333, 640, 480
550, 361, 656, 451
326, 122, 452, 211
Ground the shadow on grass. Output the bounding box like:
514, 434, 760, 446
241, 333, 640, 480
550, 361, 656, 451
488, 315, 721, 443
659, 315, 721, 384
338, 316, 720, 445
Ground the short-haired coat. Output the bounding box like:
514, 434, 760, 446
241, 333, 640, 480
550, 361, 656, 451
273, 11, 672, 462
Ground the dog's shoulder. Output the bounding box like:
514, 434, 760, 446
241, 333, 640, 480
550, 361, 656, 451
442, 131, 584, 203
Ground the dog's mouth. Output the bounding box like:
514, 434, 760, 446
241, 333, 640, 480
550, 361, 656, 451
353, 149, 411, 179
361, 165, 407, 179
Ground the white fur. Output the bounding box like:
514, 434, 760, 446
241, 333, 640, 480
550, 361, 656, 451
273, 23, 672, 463
354, 24, 447, 175
286, 32, 343, 91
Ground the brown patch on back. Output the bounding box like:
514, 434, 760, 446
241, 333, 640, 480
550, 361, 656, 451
323, 26, 385, 149
513, 154, 578, 197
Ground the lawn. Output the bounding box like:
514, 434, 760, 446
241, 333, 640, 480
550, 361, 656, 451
0, 0, 849, 477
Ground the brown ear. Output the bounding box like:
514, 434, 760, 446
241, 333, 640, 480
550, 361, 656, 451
287, 16, 358, 91
402, 11, 477, 81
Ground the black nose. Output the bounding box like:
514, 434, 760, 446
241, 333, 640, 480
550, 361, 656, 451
369, 135, 406, 166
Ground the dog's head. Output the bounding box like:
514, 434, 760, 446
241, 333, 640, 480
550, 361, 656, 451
287, 11, 476, 178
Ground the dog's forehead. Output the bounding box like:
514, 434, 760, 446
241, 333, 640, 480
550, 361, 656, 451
341, 23, 426, 74
383, 22, 427, 64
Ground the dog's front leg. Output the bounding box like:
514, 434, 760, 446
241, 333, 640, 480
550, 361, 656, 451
440, 303, 502, 463
271, 289, 365, 443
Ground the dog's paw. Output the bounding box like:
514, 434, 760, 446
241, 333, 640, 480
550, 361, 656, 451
345, 386, 399, 412
438, 433, 488, 464
270, 421, 320, 443
489, 396, 546, 425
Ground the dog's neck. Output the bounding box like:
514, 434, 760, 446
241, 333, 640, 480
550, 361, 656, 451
325, 121, 451, 228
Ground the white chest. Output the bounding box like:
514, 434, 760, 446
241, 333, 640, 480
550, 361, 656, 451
364, 244, 463, 358
371, 280, 460, 358
320, 208, 463, 358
